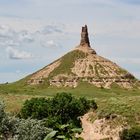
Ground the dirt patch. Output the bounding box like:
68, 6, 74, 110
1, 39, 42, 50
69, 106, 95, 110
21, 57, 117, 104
79, 112, 128, 140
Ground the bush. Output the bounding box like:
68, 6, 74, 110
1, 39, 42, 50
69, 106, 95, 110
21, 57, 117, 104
44, 123, 83, 140
19, 98, 48, 119
20, 93, 97, 128
0, 101, 52, 140
120, 126, 140, 140
14, 119, 51, 140
0, 101, 17, 139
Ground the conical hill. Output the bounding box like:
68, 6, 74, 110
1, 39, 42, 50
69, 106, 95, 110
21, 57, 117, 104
26, 25, 139, 89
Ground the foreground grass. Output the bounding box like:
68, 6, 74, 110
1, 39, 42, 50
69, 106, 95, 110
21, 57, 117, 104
94, 96, 140, 126
0, 92, 140, 127
0, 81, 140, 127
0, 93, 47, 113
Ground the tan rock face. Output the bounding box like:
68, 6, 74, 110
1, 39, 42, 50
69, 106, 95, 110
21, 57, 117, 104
27, 25, 139, 89
70, 53, 134, 88
28, 60, 61, 85
79, 112, 128, 140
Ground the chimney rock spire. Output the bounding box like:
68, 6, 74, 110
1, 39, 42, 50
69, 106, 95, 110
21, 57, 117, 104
80, 25, 90, 47
75, 25, 96, 54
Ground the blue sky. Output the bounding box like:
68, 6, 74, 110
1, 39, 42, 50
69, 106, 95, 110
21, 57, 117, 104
0, 0, 140, 83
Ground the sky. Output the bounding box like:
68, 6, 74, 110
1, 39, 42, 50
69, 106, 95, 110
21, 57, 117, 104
0, 0, 140, 83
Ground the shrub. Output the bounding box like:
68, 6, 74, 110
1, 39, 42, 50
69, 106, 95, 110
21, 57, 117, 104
0, 101, 17, 139
19, 98, 48, 119
120, 126, 140, 140
14, 119, 51, 140
44, 123, 83, 140
20, 93, 97, 128
0, 102, 52, 140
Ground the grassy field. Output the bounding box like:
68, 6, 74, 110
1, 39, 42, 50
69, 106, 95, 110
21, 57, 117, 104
0, 81, 140, 127
0, 93, 32, 113
94, 96, 140, 126
0, 81, 140, 97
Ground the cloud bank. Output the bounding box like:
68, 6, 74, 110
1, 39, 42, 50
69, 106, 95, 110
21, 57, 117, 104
0, 0, 140, 83
6, 47, 33, 59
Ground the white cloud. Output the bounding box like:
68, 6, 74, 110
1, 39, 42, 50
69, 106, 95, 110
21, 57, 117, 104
0, 23, 66, 49
41, 25, 64, 35
6, 47, 33, 59
41, 40, 60, 47
0, 25, 16, 40
0, 25, 32, 47
0, 39, 19, 47
18, 30, 34, 43
0, 0, 140, 83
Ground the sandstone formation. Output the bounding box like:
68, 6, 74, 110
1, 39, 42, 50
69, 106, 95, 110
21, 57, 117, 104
76, 25, 96, 54
27, 25, 139, 89
80, 25, 90, 47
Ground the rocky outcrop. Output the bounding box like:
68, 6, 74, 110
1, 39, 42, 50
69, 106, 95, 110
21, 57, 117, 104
80, 25, 90, 47
49, 74, 78, 88
76, 25, 96, 54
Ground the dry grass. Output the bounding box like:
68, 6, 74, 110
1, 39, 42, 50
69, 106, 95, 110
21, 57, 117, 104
0, 93, 44, 113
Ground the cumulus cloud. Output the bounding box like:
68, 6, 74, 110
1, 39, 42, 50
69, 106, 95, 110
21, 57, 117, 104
18, 30, 34, 43
0, 25, 14, 38
41, 40, 60, 48
40, 25, 64, 35
0, 23, 66, 50
0, 24, 35, 48
6, 47, 33, 59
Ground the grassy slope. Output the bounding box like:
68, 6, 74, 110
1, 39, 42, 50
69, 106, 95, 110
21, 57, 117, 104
0, 82, 140, 128
0, 81, 140, 97
49, 50, 87, 76
97, 96, 140, 126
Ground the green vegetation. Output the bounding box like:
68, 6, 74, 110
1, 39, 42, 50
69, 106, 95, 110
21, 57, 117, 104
0, 81, 140, 119
19, 93, 97, 128
0, 93, 34, 113
1, 81, 140, 98
0, 63, 140, 139
0, 86, 140, 139
0, 101, 51, 140
0, 93, 95, 139
118, 68, 128, 75
49, 50, 87, 77
120, 126, 140, 140
90, 96, 140, 126
44, 124, 83, 140
0, 101, 17, 139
